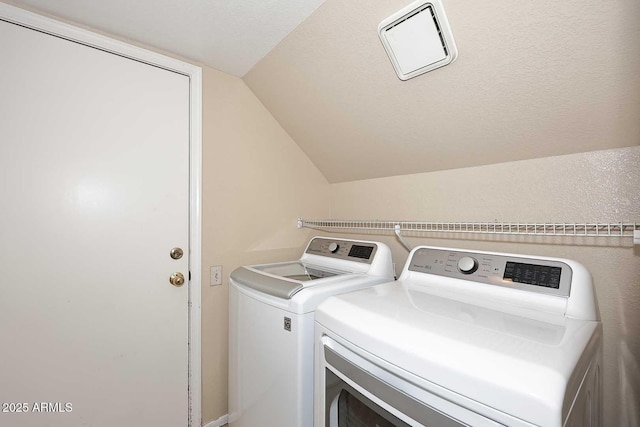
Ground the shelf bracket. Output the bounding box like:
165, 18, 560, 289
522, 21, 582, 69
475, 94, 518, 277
394, 224, 413, 252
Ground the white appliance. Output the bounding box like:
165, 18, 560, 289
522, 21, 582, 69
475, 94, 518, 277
229, 236, 395, 427
315, 246, 602, 427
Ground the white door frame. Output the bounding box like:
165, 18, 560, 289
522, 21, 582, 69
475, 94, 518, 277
0, 4, 203, 426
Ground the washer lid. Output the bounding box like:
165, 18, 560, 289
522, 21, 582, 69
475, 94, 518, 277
230, 262, 349, 299
316, 280, 602, 426
253, 261, 343, 281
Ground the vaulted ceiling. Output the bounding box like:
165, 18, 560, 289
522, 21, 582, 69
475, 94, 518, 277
244, 0, 640, 182
6, 0, 640, 183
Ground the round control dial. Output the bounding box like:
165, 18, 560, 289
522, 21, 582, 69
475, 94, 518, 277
457, 256, 478, 274
328, 242, 340, 253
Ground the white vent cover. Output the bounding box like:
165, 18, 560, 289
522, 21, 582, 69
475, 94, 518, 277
378, 0, 458, 80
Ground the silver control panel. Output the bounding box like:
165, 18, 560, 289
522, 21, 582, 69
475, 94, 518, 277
305, 238, 377, 264
408, 248, 572, 297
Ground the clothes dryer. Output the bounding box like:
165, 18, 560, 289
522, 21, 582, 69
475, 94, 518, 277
315, 246, 602, 427
229, 236, 395, 427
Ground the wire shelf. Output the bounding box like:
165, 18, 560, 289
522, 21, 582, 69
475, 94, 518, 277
298, 218, 639, 239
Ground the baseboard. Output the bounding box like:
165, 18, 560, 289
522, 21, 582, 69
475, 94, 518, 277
202, 414, 229, 427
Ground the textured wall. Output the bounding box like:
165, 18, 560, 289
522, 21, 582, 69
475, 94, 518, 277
245, 0, 640, 182
200, 66, 330, 423
328, 146, 640, 425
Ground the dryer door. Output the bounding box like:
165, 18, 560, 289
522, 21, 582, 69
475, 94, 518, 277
317, 336, 505, 427
323, 347, 464, 427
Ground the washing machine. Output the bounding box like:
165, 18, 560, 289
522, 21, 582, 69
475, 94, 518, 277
229, 236, 395, 427
315, 245, 602, 427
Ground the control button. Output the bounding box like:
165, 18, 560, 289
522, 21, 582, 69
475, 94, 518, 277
458, 256, 478, 274
328, 242, 340, 253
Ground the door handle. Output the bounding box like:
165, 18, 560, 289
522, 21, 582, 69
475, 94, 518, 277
169, 272, 185, 287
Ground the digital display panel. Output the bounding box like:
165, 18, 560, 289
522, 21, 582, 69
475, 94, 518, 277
503, 262, 561, 289
348, 245, 374, 260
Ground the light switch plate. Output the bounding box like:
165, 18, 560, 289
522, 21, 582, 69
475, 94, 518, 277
210, 265, 222, 286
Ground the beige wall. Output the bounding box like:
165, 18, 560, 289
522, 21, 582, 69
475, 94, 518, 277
200, 53, 639, 427
328, 146, 640, 426
201, 66, 330, 423
200, 67, 639, 424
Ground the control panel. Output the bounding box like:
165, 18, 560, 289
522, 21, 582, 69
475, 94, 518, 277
408, 248, 572, 297
305, 238, 377, 264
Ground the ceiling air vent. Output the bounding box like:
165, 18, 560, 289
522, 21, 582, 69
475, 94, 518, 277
378, 0, 458, 80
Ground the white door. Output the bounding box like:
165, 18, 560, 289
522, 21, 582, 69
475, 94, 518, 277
0, 17, 191, 426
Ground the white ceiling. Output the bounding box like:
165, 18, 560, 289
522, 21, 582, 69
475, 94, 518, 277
4, 0, 326, 76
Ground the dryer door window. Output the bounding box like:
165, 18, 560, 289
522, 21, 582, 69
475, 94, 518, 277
326, 369, 409, 427
323, 346, 465, 427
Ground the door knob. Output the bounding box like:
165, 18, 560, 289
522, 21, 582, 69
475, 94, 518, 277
170, 272, 185, 287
